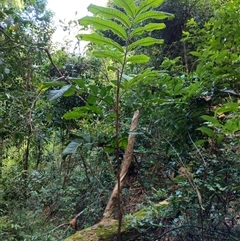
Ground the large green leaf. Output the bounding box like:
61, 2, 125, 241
87, 95, 98, 105
79, 16, 127, 40
201, 115, 223, 127
70, 78, 88, 91
136, 0, 164, 14
224, 119, 240, 133
130, 23, 165, 38
48, 85, 72, 101
63, 109, 88, 119
88, 4, 131, 27
64, 105, 103, 118
126, 54, 150, 64
197, 127, 215, 137
128, 37, 164, 50
89, 85, 98, 96
134, 10, 173, 25
78, 33, 124, 53
63, 139, 82, 156
215, 102, 238, 114
194, 139, 207, 147
93, 50, 123, 63
63, 85, 76, 97
122, 68, 155, 90
85, 105, 103, 116
113, 0, 136, 18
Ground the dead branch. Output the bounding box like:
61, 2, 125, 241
103, 110, 140, 218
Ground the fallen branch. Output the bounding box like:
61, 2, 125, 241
64, 199, 169, 241
104, 109, 140, 218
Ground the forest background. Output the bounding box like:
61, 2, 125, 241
0, 0, 240, 240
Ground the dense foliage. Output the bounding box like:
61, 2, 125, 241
0, 0, 239, 240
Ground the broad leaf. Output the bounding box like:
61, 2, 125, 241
70, 78, 88, 91
201, 115, 222, 126
197, 127, 215, 137
224, 119, 240, 133
49, 85, 71, 101
79, 16, 127, 40
85, 105, 103, 116
89, 85, 98, 95
93, 50, 123, 63
65, 105, 103, 117
221, 89, 239, 96
63, 109, 88, 119
63, 85, 76, 97
87, 95, 98, 105
130, 23, 165, 38
215, 102, 238, 114
113, 0, 136, 18
104, 95, 115, 105
122, 68, 155, 90
137, 0, 164, 14
128, 37, 164, 50
195, 139, 207, 147
126, 54, 150, 64
190, 51, 202, 57
134, 10, 173, 25
78, 33, 124, 53
62, 139, 82, 156
88, 4, 131, 27
122, 73, 132, 81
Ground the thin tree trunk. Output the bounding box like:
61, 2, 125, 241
0, 137, 3, 176
23, 128, 31, 179
104, 110, 140, 218
183, 41, 189, 74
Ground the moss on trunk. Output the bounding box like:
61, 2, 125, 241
64, 200, 168, 241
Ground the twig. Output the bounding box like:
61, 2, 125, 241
165, 138, 204, 210
188, 133, 207, 166
39, 47, 64, 78
42, 210, 86, 236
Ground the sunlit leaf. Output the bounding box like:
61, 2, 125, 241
128, 37, 164, 50
137, 0, 164, 14
78, 33, 124, 52
126, 54, 150, 63
190, 51, 202, 57
88, 4, 131, 27
87, 95, 98, 105
85, 105, 103, 116
62, 139, 82, 156
130, 23, 165, 38
197, 127, 215, 137
49, 85, 72, 101
63, 109, 87, 119
79, 16, 127, 40
133, 10, 173, 25
113, 0, 136, 17
215, 103, 238, 114
93, 50, 123, 63
63, 85, 76, 97
201, 115, 222, 126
